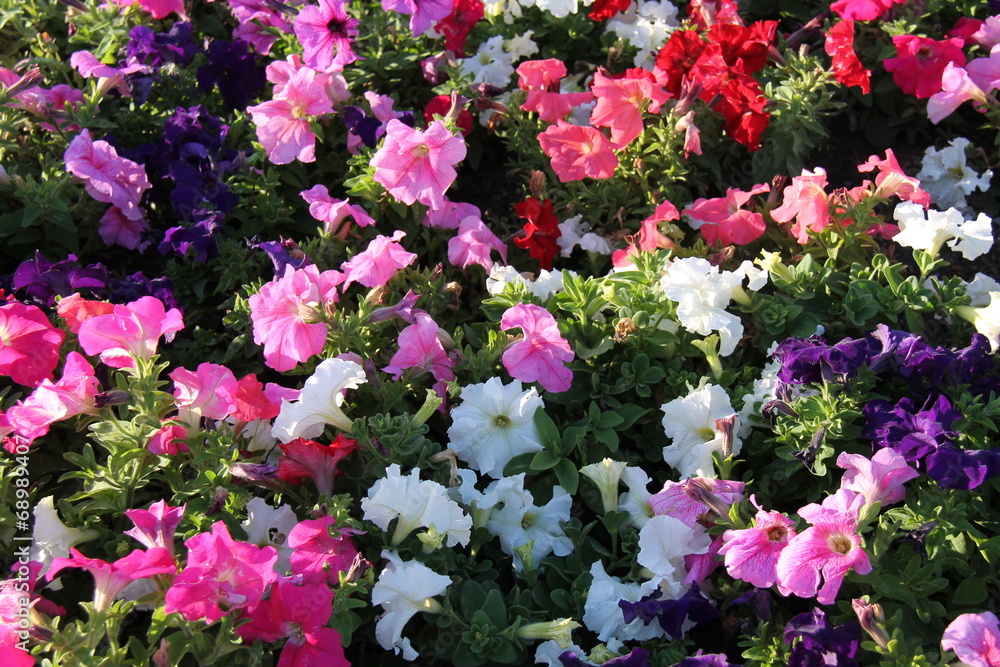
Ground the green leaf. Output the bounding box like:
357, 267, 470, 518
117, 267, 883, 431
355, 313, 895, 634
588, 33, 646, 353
529, 449, 560, 471
952, 577, 988, 606
480, 588, 507, 626
553, 458, 579, 494
534, 409, 561, 450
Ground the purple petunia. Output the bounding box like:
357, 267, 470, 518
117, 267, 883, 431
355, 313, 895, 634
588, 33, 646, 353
11, 252, 108, 307
784, 608, 862, 667
619, 583, 720, 639
772, 335, 870, 385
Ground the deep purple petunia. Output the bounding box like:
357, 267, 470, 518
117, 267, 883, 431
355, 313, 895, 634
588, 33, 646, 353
12, 252, 108, 307
159, 212, 223, 262
107, 272, 178, 310
559, 648, 649, 667
619, 583, 720, 639
677, 652, 739, 667
253, 238, 313, 277
784, 608, 861, 667
196, 39, 266, 110
772, 335, 870, 385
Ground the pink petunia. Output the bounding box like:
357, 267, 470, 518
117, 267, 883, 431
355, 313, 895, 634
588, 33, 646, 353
0, 300, 65, 387
287, 516, 361, 585
382, 312, 455, 382
64, 130, 151, 221
538, 121, 619, 182
248, 264, 343, 372
590, 68, 670, 147
858, 148, 931, 206
941, 612, 1000, 667
883, 35, 966, 100
148, 423, 189, 455
927, 63, 990, 124
170, 362, 239, 426
370, 119, 466, 210
265, 55, 350, 105
341, 230, 417, 289
124, 500, 186, 556
718, 508, 796, 588
68, 51, 149, 98
637, 200, 681, 252
775, 490, 872, 605
684, 182, 770, 246
447, 215, 507, 270
56, 293, 116, 334
649, 478, 745, 526
294, 0, 360, 72
165, 521, 278, 623
829, 0, 906, 21
517, 59, 594, 123
110, 0, 187, 20
499, 303, 574, 394
47, 547, 176, 612
424, 200, 482, 230
301, 184, 376, 236
237, 578, 350, 667
836, 448, 919, 508
381, 0, 453, 36
98, 206, 149, 250
769, 168, 831, 243
77, 296, 184, 369
247, 67, 334, 165
7, 352, 98, 442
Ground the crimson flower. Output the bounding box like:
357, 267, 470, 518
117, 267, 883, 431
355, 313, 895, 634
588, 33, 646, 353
825, 20, 870, 94
277, 435, 359, 497
513, 197, 561, 270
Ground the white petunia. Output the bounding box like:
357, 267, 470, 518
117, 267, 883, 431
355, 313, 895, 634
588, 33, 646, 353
618, 466, 655, 529
485, 474, 573, 570
659, 257, 747, 356
660, 383, 741, 478
460, 36, 515, 87
892, 201, 994, 260
448, 378, 545, 478
606, 0, 680, 68
583, 561, 662, 643
636, 514, 711, 581
917, 137, 992, 211
32, 496, 99, 574
271, 357, 367, 443
965, 273, 1000, 307
956, 291, 1000, 352
580, 459, 628, 512
737, 357, 781, 438
372, 550, 452, 661
241, 497, 298, 574
362, 464, 472, 547
504, 32, 539, 60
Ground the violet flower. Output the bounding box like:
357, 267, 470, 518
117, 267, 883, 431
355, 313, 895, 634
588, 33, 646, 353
196, 39, 266, 110
11, 251, 107, 307
784, 608, 861, 667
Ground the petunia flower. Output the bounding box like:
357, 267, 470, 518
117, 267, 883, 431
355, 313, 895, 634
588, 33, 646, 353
660, 384, 741, 478
513, 197, 561, 271
447, 377, 545, 478
300, 184, 375, 236
583, 561, 661, 643
499, 303, 574, 394
883, 35, 966, 100
287, 515, 361, 584
892, 201, 993, 260
170, 362, 239, 427
836, 449, 919, 508
64, 129, 151, 221
382, 312, 455, 382
517, 59, 594, 123
370, 119, 466, 210
858, 148, 931, 207
371, 550, 451, 660
6, 352, 98, 443
447, 215, 508, 270
30, 496, 100, 574
718, 507, 796, 588
589, 67, 670, 147
362, 464, 472, 547
125, 500, 186, 556
271, 357, 368, 442
293, 0, 360, 72
276, 435, 359, 497
76, 296, 184, 370
537, 121, 619, 182
927, 63, 991, 124
684, 182, 770, 246
769, 168, 831, 243
47, 547, 176, 612
485, 475, 574, 571
824, 20, 870, 94
941, 611, 1000, 667
784, 608, 863, 666
339, 232, 417, 291
248, 66, 333, 164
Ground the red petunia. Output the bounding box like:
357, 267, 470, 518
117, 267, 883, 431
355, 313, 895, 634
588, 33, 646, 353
434, 0, 484, 57
588, 0, 630, 21
423, 94, 474, 136
714, 76, 770, 151
277, 435, 359, 497
513, 197, 561, 271
825, 20, 871, 94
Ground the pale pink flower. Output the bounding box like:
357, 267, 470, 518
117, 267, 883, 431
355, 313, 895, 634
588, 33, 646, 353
775, 491, 872, 605
499, 303, 574, 394
300, 184, 375, 235
64, 129, 151, 221
294, 0, 360, 72
383, 312, 455, 382
590, 68, 670, 147
170, 362, 239, 426
340, 230, 417, 289
69, 51, 149, 97
47, 547, 176, 612
248, 264, 343, 372
0, 300, 65, 387
247, 68, 334, 165
941, 612, 1000, 667
110, 0, 188, 20
966, 49, 1000, 93
447, 215, 507, 270
836, 448, 919, 508
124, 500, 186, 556
77, 296, 184, 369
684, 182, 770, 246
424, 200, 481, 230
7, 352, 98, 442
266, 55, 350, 104
98, 206, 149, 250
648, 478, 745, 526
858, 149, 931, 207
148, 424, 189, 455
718, 508, 796, 588
537, 121, 619, 182
165, 521, 279, 623
927, 63, 990, 124
370, 119, 466, 210
381, 0, 453, 36
769, 168, 831, 243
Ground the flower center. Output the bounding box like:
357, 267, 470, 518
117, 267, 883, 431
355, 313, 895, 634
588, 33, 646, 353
765, 524, 787, 542
493, 414, 512, 427
827, 532, 853, 554
697, 427, 715, 441
327, 17, 346, 35
413, 143, 431, 157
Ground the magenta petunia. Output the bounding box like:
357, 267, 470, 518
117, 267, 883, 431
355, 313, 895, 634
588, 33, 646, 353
124, 500, 186, 556
248, 264, 343, 372
287, 515, 362, 585
381, 0, 453, 36
47, 547, 176, 612
0, 300, 66, 387
370, 119, 466, 210
382, 312, 455, 382
718, 508, 796, 588
293, 0, 360, 72
7, 352, 98, 443
110, 0, 187, 20
941, 612, 1000, 667
77, 296, 184, 369
170, 362, 239, 426
499, 303, 574, 393
64, 129, 151, 221
340, 230, 417, 289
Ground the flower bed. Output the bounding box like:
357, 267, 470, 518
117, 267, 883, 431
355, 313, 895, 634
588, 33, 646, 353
1, 0, 1000, 665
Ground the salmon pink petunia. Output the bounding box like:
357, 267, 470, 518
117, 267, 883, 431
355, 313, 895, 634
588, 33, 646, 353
590, 68, 670, 146
769, 168, 831, 243
684, 182, 770, 246
538, 121, 619, 182
500, 303, 574, 393
370, 119, 466, 210
517, 59, 594, 123
858, 148, 931, 206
